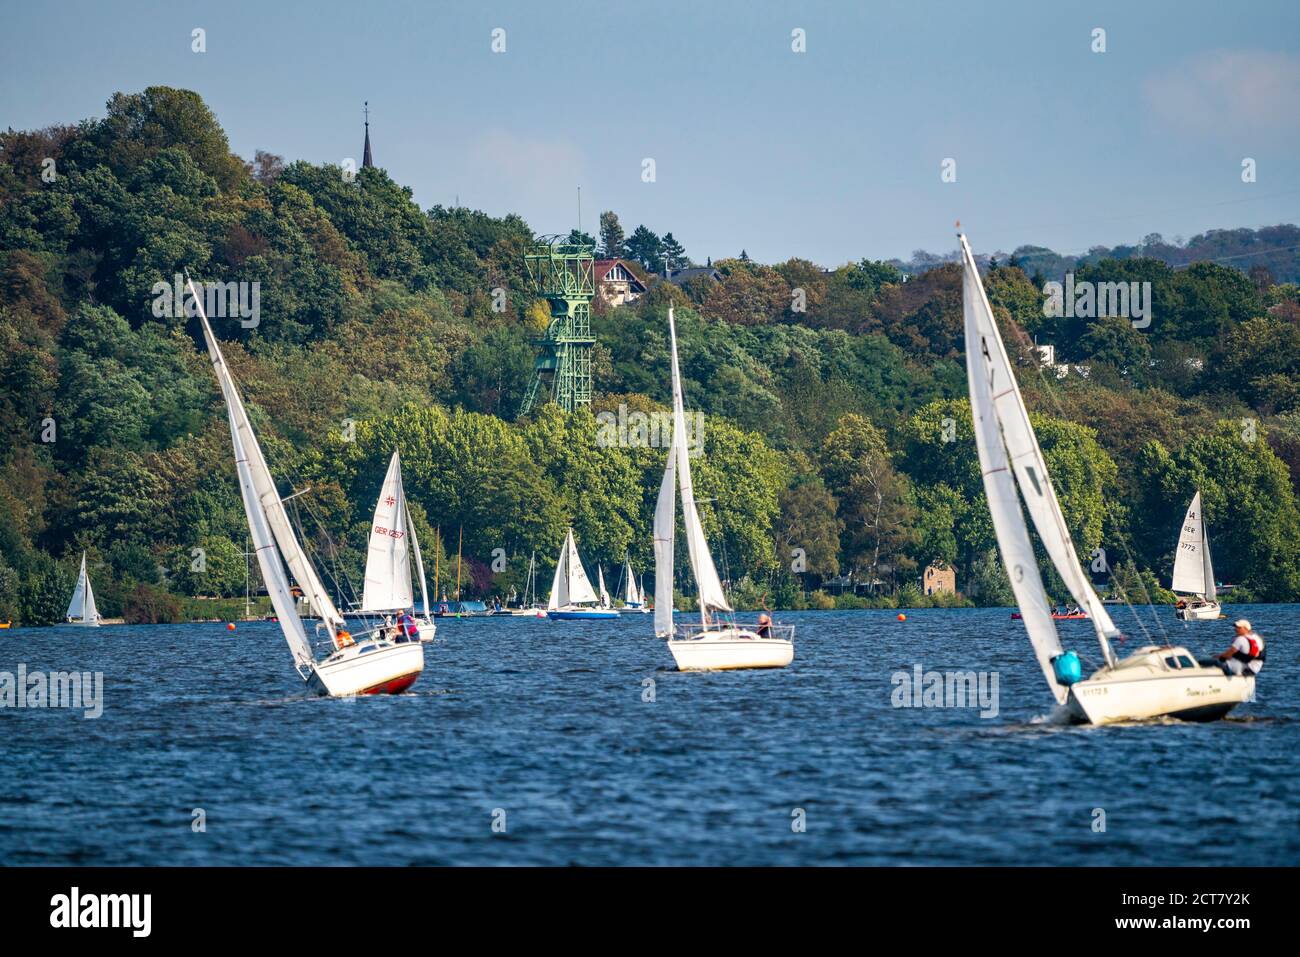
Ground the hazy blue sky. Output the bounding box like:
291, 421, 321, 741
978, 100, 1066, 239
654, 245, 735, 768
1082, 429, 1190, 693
3, 0, 1299, 265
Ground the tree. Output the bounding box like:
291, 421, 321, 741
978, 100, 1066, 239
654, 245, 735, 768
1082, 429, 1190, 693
660, 233, 687, 271
624, 225, 662, 273
775, 457, 841, 580
820, 414, 916, 586
599, 211, 624, 259
1078, 315, 1154, 381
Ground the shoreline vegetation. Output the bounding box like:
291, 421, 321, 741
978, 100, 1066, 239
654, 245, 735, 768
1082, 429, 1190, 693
3, 86, 1300, 627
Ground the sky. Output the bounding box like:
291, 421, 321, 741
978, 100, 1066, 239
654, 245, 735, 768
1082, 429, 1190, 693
3, 0, 1299, 267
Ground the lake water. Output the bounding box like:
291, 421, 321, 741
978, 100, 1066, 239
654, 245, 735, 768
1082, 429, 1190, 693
0, 605, 1293, 865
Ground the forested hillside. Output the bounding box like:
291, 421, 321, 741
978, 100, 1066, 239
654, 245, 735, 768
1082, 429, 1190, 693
3, 87, 1300, 624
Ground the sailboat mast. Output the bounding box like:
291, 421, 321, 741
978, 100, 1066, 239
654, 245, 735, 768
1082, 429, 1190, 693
434, 527, 441, 602
455, 526, 463, 602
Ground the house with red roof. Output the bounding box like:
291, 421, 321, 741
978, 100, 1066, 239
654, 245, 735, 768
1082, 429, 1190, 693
593, 259, 647, 306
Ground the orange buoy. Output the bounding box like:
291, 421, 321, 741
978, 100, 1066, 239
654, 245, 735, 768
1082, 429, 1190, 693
897, 613, 906, 621
227, 622, 236, 631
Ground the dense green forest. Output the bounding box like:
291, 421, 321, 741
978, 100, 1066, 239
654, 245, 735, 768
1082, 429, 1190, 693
3, 87, 1300, 624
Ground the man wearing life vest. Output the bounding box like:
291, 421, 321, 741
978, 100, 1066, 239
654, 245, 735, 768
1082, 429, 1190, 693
1216, 619, 1265, 677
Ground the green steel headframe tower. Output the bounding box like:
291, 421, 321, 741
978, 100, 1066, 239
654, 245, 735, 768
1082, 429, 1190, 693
519, 235, 596, 416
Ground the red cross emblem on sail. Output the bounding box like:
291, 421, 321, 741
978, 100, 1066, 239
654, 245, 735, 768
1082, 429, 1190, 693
384, 495, 396, 507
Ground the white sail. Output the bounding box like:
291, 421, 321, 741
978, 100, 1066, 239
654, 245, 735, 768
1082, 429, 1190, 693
653, 413, 678, 638
667, 307, 731, 619
407, 501, 430, 616
598, 566, 610, 608
361, 451, 414, 613
189, 275, 345, 640
548, 533, 568, 611
1172, 492, 1214, 598
565, 531, 599, 605
66, 552, 98, 623
195, 292, 315, 669
962, 255, 1068, 704
958, 236, 1116, 667
624, 559, 640, 604
1203, 526, 1217, 602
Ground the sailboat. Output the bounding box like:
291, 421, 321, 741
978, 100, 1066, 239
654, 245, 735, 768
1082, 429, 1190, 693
619, 556, 649, 613
655, 307, 793, 670
191, 272, 423, 696
1172, 492, 1223, 621
510, 551, 548, 617
597, 565, 611, 609
64, 551, 100, 627
960, 233, 1251, 723
547, 529, 618, 620
359, 451, 437, 643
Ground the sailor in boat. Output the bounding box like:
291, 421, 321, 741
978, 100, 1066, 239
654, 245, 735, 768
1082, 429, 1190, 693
396, 612, 418, 643
1214, 619, 1266, 677
756, 612, 773, 639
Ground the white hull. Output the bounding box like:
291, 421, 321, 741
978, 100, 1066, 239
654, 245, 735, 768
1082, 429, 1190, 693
308, 639, 424, 697
509, 607, 548, 617
416, 618, 436, 643
1175, 600, 1222, 621
1065, 645, 1252, 724
65, 619, 100, 627
668, 626, 794, 671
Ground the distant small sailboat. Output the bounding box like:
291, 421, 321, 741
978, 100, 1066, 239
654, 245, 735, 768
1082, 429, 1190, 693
192, 272, 423, 696
510, 551, 548, 617
65, 551, 100, 627
619, 556, 649, 613
547, 529, 618, 620
655, 307, 793, 670
960, 233, 1250, 723
597, 565, 611, 609
359, 451, 436, 643
1172, 491, 1223, 621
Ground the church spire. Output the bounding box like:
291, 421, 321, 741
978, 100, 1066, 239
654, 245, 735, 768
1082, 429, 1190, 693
362, 101, 373, 169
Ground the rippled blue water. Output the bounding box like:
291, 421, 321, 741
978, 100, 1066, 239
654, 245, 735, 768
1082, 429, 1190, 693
0, 605, 1293, 865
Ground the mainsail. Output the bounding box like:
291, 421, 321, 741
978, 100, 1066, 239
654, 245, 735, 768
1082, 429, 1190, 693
961, 234, 1116, 699
653, 402, 678, 638
191, 275, 319, 669
598, 566, 610, 608
1171, 492, 1215, 599
361, 451, 414, 613
959, 237, 1116, 664
66, 552, 98, 623
666, 307, 731, 622
624, 559, 640, 605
